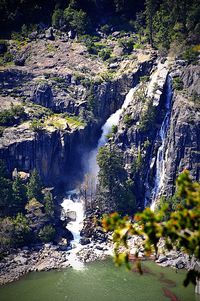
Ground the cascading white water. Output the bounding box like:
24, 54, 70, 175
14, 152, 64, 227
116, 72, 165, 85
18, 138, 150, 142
87, 86, 139, 178
61, 192, 85, 270
60, 85, 138, 269
151, 76, 173, 210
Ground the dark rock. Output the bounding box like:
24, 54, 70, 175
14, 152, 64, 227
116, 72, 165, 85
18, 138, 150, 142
31, 83, 53, 108
0, 42, 7, 55
68, 30, 76, 39
45, 27, 55, 40
14, 55, 26, 66
80, 237, 90, 245
28, 31, 38, 40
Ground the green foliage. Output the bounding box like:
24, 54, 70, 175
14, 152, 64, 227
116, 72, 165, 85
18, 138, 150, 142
38, 225, 56, 243
123, 114, 133, 127
12, 176, 27, 214
112, 125, 118, 134
0, 213, 30, 255
100, 24, 111, 35
97, 144, 136, 213
0, 105, 26, 127
173, 77, 184, 91
98, 48, 111, 61
64, 7, 90, 34
12, 213, 31, 246
44, 191, 54, 218
102, 170, 200, 286
138, 100, 157, 133
27, 169, 42, 201
118, 38, 134, 54
0, 176, 13, 216
30, 118, 43, 132
52, 9, 64, 28
181, 47, 199, 64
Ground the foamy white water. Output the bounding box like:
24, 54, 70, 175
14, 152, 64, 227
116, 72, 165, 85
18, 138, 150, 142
61, 196, 85, 270
61, 84, 139, 268
87, 86, 139, 177
151, 76, 173, 210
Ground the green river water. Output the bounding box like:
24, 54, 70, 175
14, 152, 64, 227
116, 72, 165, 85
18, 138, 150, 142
1, 260, 199, 301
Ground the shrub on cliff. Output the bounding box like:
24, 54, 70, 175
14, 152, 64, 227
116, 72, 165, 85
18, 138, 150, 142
0, 105, 26, 127
0, 213, 31, 255
38, 225, 56, 243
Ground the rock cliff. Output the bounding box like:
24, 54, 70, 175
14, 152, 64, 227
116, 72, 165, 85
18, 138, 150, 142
0, 37, 155, 189
110, 61, 200, 208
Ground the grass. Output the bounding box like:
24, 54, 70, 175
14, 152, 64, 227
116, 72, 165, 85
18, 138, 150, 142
46, 43, 56, 53
43, 114, 86, 131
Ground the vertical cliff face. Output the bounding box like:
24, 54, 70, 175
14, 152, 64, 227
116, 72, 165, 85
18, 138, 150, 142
0, 124, 93, 188
0, 56, 155, 189
159, 93, 200, 197
110, 61, 200, 208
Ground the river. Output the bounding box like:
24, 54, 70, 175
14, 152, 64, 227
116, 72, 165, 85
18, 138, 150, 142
0, 260, 198, 301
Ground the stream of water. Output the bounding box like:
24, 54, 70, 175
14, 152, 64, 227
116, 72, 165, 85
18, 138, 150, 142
151, 75, 173, 210
60, 85, 138, 268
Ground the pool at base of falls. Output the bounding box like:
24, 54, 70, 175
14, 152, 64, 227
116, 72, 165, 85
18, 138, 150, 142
0, 259, 198, 301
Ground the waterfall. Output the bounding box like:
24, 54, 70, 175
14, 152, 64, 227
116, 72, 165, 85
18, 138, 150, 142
61, 191, 85, 270
87, 86, 139, 179
60, 85, 138, 268
151, 76, 173, 210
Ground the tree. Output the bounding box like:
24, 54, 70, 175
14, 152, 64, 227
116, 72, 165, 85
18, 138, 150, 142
27, 169, 42, 201
52, 9, 64, 29
12, 175, 27, 214
0, 161, 13, 216
80, 174, 96, 210
145, 0, 157, 47
44, 191, 54, 218
97, 144, 136, 213
38, 225, 56, 242
63, 7, 90, 34
134, 12, 145, 43
102, 170, 200, 286
12, 213, 31, 247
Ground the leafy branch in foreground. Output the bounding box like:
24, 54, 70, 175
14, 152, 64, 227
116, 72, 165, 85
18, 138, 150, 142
102, 170, 200, 286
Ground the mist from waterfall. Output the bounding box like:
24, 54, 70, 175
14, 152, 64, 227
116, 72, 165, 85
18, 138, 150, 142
86, 86, 139, 179
151, 76, 173, 210
61, 85, 137, 269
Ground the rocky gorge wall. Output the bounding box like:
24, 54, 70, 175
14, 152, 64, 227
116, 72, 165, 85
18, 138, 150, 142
0, 54, 155, 189
111, 61, 200, 208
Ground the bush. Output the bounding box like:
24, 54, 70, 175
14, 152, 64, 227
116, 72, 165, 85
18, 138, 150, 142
181, 47, 199, 64
173, 76, 184, 91
100, 24, 111, 35
119, 38, 134, 54
0, 105, 26, 127
38, 225, 56, 242
98, 48, 111, 61
30, 119, 43, 132
123, 114, 132, 127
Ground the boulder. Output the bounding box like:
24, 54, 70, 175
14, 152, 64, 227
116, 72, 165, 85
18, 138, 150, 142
80, 237, 90, 245
28, 31, 38, 41
45, 28, 55, 41
66, 210, 76, 221
14, 55, 26, 66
